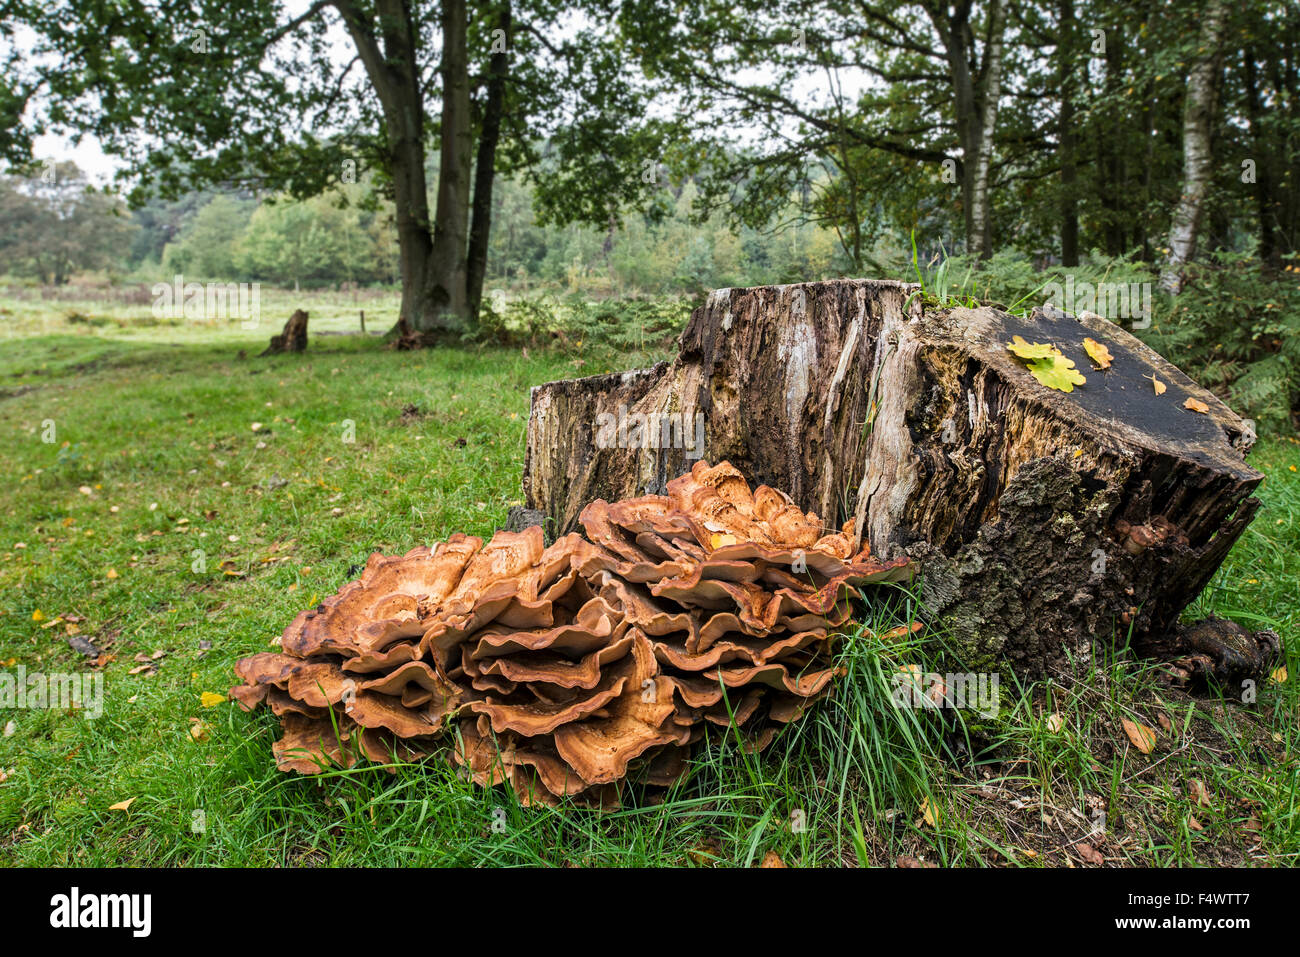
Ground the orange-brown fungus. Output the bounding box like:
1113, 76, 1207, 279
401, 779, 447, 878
232, 460, 915, 807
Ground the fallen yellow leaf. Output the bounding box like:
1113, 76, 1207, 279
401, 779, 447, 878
1121, 718, 1156, 754
919, 796, 939, 827
31, 609, 43, 622
105, 568, 119, 579
1007, 336, 1059, 360
1149, 374, 1166, 395
1184, 397, 1210, 414
200, 692, 226, 708
1083, 338, 1113, 369
1270, 666, 1288, 684
108, 797, 136, 812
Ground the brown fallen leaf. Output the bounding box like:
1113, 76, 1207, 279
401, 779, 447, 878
1121, 717, 1156, 754
1184, 397, 1210, 414
1188, 815, 1204, 832
1046, 712, 1065, 733
1076, 841, 1105, 865
896, 855, 937, 868
1188, 778, 1212, 808
758, 851, 787, 868
1270, 665, 1288, 684
1157, 713, 1172, 732
1149, 373, 1167, 395
688, 837, 722, 866
878, 622, 924, 642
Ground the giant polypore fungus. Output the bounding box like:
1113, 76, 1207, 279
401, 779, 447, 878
232, 460, 914, 806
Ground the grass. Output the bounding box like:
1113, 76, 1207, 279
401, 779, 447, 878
0, 297, 1297, 867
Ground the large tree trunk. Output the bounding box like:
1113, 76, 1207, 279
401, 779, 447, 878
1243, 48, 1280, 269
1161, 0, 1228, 293
337, 0, 441, 333
931, 0, 1004, 260
969, 0, 1005, 259
523, 279, 1262, 678
1058, 0, 1079, 267
466, 3, 511, 325
427, 0, 474, 330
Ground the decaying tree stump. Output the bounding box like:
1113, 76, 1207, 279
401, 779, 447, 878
523, 279, 1266, 678
260, 309, 310, 355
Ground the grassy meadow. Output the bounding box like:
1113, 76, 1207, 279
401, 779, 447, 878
1, 288, 1297, 867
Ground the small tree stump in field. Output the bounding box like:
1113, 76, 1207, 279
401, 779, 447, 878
523, 279, 1269, 679
260, 309, 309, 355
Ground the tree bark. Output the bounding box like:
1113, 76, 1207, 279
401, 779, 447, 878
929, 0, 1005, 260
1161, 0, 1228, 293
970, 0, 1005, 258
259, 309, 309, 355
1242, 48, 1280, 269
1058, 0, 1079, 267
466, 3, 511, 325
523, 279, 1262, 678
427, 0, 474, 330
335, 0, 442, 333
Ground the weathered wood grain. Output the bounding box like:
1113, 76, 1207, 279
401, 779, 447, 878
522, 279, 1263, 676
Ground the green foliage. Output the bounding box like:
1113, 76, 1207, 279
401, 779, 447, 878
161, 194, 256, 279
1141, 252, 1300, 432
472, 292, 692, 365
233, 189, 396, 287
0, 162, 136, 284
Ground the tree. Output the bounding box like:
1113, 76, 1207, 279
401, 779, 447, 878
0, 162, 136, 284
616, 0, 1011, 263
231, 187, 397, 286
162, 194, 257, 278
1161, 0, 1230, 293
3, 0, 663, 336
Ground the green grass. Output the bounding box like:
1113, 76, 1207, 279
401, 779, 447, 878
1, 299, 1297, 866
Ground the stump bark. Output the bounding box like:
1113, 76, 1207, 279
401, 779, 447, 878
523, 279, 1263, 677
260, 309, 310, 355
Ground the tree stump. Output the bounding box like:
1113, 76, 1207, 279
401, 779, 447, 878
523, 279, 1264, 677
259, 309, 310, 355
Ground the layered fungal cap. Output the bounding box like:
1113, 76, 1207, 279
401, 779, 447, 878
232, 461, 915, 806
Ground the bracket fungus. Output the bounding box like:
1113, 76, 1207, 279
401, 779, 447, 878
232, 460, 915, 807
